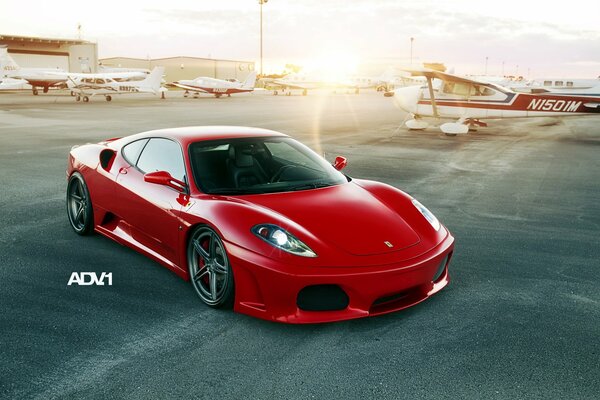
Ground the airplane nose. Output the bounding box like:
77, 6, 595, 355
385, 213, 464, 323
392, 85, 421, 114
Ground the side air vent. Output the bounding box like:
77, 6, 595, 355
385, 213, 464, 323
99, 149, 116, 172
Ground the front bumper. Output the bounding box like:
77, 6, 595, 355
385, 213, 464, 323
226, 232, 454, 324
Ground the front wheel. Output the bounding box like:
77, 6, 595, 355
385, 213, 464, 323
67, 172, 94, 235
187, 226, 234, 308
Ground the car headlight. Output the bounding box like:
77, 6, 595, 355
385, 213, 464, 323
412, 199, 440, 231
252, 224, 317, 257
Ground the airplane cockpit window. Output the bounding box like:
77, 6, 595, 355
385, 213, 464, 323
442, 82, 495, 97
95, 79, 105, 84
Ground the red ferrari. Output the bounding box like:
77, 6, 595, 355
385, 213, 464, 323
66, 126, 454, 323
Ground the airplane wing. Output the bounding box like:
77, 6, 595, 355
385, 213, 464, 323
271, 81, 311, 90
400, 68, 487, 86
169, 82, 210, 93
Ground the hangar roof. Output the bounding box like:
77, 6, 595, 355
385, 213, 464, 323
0, 34, 91, 45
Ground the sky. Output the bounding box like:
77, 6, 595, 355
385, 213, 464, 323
1, 0, 599, 77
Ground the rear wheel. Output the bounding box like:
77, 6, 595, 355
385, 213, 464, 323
83, 96, 89, 102
105, 95, 112, 102
187, 226, 234, 308
66, 172, 94, 235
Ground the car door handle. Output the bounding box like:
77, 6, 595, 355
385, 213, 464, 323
119, 167, 128, 174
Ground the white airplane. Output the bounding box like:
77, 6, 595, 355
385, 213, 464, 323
269, 73, 323, 95
64, 67, 166, 102
509, 78, 600, 95
171, 71, 257, 98
63, 70, 148, 93
1, 46, 67, 95
0, 77, 28, 90
390, 69, 600, 135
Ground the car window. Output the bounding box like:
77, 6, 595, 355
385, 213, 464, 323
122, 138, 149, 166
137, 138, 186, 181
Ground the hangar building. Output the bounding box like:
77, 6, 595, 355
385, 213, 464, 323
0, 34, 98, 73
99, 56, 256, 82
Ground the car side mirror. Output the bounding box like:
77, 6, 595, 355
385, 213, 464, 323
144, 171, 187, 192
333, 156, 347, 171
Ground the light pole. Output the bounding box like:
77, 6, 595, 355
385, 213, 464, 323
259, 0, 268, 77
485, 56, 488, 75
410, 37, 414, 66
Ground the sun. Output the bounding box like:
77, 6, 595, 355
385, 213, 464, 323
305, 52, 360, 81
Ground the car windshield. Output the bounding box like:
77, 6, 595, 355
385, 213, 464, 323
189, 137, 348, 195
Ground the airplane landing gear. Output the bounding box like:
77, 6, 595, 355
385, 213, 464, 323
215, 93, 222, 98
76, 95, 81, 102
70, 91, 76, 97
32, 88, 39, 95
184, 91, 189, 98
105, 95, 112, 102
43, 87, 49, 93
161, 92, 166, 99
82, 96, 89, 103
227, 94, 231, 97
405, 115, 429, 130
273, 90, 278, 95
302, 89, 307, 96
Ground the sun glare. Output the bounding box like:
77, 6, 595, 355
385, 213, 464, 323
305, 53, 360, 81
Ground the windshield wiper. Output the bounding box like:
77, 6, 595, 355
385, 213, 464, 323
207, 188, 266, 195
288, 182, 333, 191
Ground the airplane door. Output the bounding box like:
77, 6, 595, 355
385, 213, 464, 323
114, 138, 187, 266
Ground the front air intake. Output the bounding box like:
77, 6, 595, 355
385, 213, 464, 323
297, 285, 349, 311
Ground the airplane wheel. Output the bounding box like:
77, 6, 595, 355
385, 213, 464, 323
215, 94, 222, 98
274, 91, 278, 95
302, 89, 307, 96
228, 94, 231, 97
76, 96, 81, 102
184, 91, 189, 98
83, 96, 89, 103
105, 95, 112, 102
161, 92, 166, 99
70, 91, 75, 96
32, 89, 39, 95
43, 87, 49, 93
444, 133, 458, 137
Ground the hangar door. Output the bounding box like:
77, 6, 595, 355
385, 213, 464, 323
11, 53, 69, 71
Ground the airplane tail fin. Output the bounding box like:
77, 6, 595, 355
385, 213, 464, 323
241, 71, 257, 89
140, 66, 165, 92
0, 46, 21, 75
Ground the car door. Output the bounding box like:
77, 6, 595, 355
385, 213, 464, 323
114, 137, 187, 266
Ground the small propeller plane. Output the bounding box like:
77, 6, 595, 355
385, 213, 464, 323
64, 67, 166, 102
170, 71, 257, 98
391, 69, 600, 135
1, 46, 67, 95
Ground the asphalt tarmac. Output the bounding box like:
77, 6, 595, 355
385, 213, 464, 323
0, 91, 598, 399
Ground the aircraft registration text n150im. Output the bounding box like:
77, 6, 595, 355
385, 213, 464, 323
527, 99, 581, 112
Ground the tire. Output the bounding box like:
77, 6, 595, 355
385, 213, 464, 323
66, 172, 94, 235
76, 96, 81, 102
83, 96, 89, 103
32, 89, 39, 95
187, 226, 234, 308
105, 95, 112, 102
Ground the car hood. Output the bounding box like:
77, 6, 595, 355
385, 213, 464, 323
242, 182, 420, 256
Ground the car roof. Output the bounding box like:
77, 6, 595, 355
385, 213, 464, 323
114, 126, 287, 147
